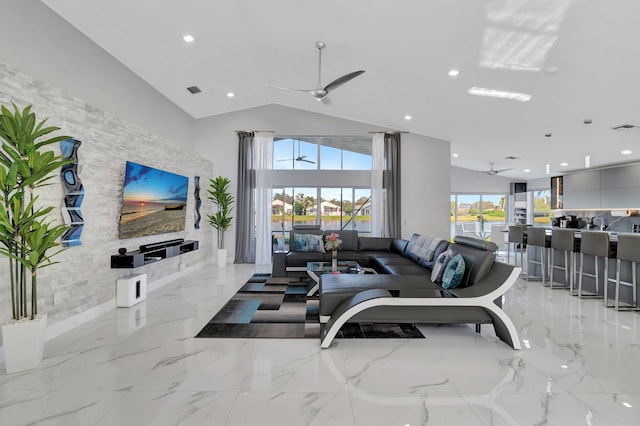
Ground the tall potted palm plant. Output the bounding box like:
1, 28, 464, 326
207, 176, 234, 267
0, 103, 71, 373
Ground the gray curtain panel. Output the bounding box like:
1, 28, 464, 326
384, 132, 401, 238
235, 131, 256, 263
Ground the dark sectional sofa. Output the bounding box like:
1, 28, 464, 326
271, 226, 522, 349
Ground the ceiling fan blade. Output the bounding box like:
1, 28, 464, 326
323, 70, 365, 93
269, 85, 314, 93
276, 158, 294, 162
494, 168, 513, 173
300, 159, 316, 164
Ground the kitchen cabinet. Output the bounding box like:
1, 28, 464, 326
563, 170, 601, 192
560, 164, 640, 209
563, 189, 600, 209
600, 164, 640, 189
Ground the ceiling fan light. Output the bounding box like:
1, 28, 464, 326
545, 162, 550, 175
585, 152, 591, 168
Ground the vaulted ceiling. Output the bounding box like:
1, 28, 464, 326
42, 0, 640, 180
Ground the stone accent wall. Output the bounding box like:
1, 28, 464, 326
0, 63, 213, 327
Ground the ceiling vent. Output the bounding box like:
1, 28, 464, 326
186, 86, 202, 94
504, 156, 519, 160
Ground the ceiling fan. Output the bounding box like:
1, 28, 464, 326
485, 162, 513, 175
277, 140, 316, 164
270, 41, 365, 106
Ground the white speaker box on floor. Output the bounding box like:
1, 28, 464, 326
116, 273, 147, 307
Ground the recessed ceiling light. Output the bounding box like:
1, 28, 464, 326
621, 149, 632, 155
452, 153, 459, 157
560, 365, 569, 369
622, 402, 633, 408
186, 86, 201, 94
468, 87, 531, 102
404, 115, 412, 121
183, 34, 195, 43
524, 169, 531, 173
560, 162, 568, 166
448, 69, 460, 77
226, 92, 235, 98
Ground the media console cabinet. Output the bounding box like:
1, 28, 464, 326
111, 238, 199, 269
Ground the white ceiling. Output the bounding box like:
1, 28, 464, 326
42, 0, 640, 180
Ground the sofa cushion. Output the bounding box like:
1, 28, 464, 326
450, 236, 497, 288
383, 263, 433, 275
418, 239, 450, 269
324, 230, 358, 251
285, 250, 329, 267
409, 235, 445, 262
431, 249, 453, 283
442, 254, 465, 289
293, 233, 326, 252
371, 255, 417, 270
359, 237, 392, 252
403, 234, 422, 262
391, 238, 408, 255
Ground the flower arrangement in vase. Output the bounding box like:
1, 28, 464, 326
324, 232, 342, 272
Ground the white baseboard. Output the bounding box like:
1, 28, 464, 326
47, 260, 210, 342
45, 299, 116, 341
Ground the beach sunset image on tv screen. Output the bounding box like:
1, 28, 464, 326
118, 161, 189, 239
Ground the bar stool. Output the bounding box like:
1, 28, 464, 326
526, 227, 549, 284
549, 228, 577, 290
577, 231, 609, 300
614, 234, 640, 311
507, 225, 525, 269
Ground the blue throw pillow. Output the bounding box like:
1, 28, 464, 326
431, 249, 453, 283
442, 253, 465, 289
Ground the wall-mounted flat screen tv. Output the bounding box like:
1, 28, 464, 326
118, 161, 189, 239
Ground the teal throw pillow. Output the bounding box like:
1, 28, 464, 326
442, 253, 465, 289
293, 233, 325, 252
431, 249, 453, 283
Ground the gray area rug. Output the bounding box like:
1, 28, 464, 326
196, 273, 424, 340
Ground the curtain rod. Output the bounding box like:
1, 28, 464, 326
235, 130, 276, 133
368, 131, 409, 134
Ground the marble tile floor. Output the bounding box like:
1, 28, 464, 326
1, 261, 639, 425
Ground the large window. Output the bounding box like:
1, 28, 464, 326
271, 136, 373, 252
533, 189, 552, 226
451, 193, 507, 239
273, 137, 372, 170
271, 187, 372, 251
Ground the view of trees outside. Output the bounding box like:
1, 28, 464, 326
451, 194, 507, 238
533, 189, 552, 225
272, 187, 372, 250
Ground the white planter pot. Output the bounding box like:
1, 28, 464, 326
217, 248, 227, 268
2, 314, 47, 374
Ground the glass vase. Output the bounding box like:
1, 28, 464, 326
331, 250, 338, 271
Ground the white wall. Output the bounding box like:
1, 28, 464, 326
451, 166, 514, 194
194, 104, 452, 250
0, 63, 214, 332
401, 133, 451, 240
0, 0, 194, 145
